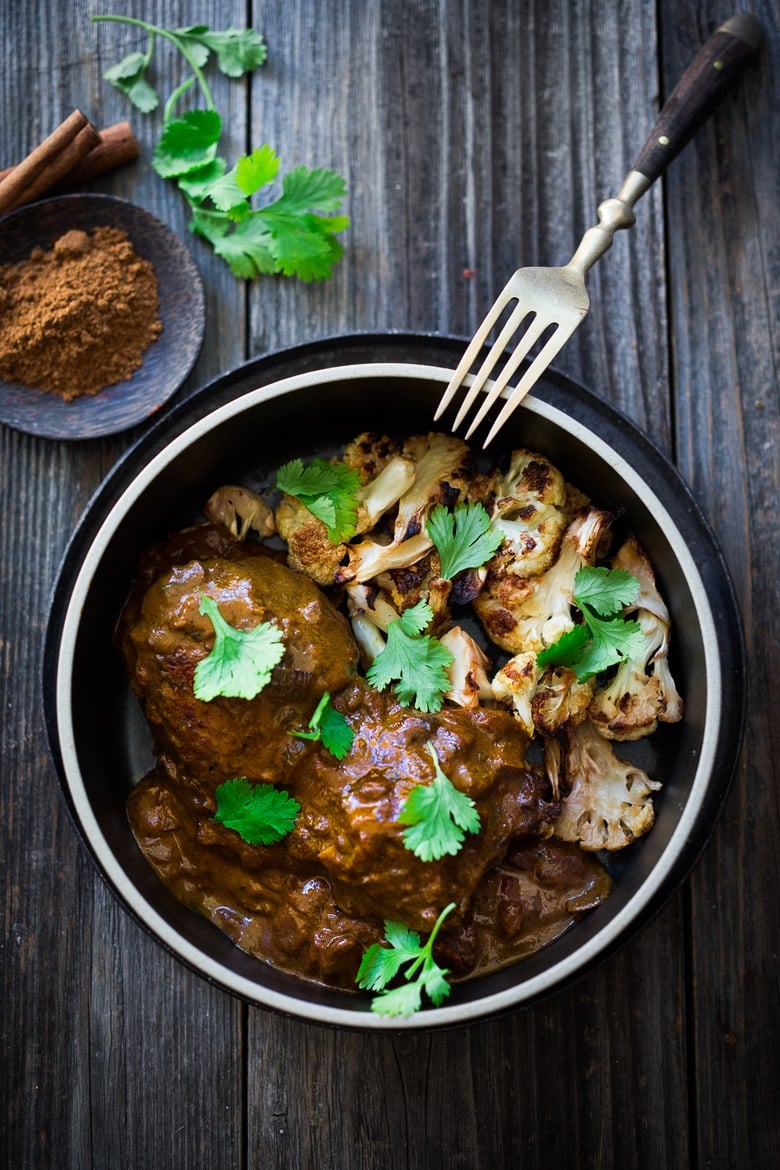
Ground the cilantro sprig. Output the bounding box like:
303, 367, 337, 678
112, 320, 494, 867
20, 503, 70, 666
213, 778, 299, 845
399, 744, 480, 861
366, 600, 454, 713
356, 902, 456, 1016
537, 566, 645, 680
276, 457, 361, 542
289, 692, 354, 760
427, 501, 503, 579
194, 595, 285, 701
94, 15, 349, 281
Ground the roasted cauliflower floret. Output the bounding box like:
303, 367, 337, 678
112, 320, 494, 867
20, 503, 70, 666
492, 660, 593, 738
490, 449, 569, 578
375, 551, 453, 633
358, 456, 417, 530
335, 432, 487, 585
532, 667, 594, 736
548, 720, 661, 851
341, 432, 401, 480
396, 432, 494, 535
589, 535, 684, 740
474, 505, 614, 656
275, 494, 347, 586
491, 652, 539, 737
274, 445, 416, 586
440, 626, 493, 708
344, 582, 400, 666
203, 485, 276, 541
498, 449, 567, 506
334, 530, 434, 585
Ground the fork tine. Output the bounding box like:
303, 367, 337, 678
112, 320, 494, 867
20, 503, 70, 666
478, 320, 576, 447
450, 302, 536, 430
462, 313, 552, 439
433, 282, 519, 421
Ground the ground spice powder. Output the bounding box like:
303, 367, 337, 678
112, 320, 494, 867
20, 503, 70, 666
0, 226, 162, 401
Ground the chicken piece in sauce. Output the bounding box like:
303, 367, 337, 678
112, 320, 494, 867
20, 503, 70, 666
119, 531, 359, 786
286, 679, 559, 932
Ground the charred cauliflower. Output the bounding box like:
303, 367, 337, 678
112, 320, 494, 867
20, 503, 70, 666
204, 485, 276, 541
490, 449, 569, 578
547, 720, 661, 851
589, 535, 684, 740
440, 626, 493, 708
475, 505, 614, 656
275, 433, 416, 585
335, 432, 487, 585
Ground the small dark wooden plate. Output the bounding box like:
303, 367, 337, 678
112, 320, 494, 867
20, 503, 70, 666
0, 194, 205, 440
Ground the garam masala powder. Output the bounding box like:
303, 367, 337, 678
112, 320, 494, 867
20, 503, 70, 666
0, 226, 162, 401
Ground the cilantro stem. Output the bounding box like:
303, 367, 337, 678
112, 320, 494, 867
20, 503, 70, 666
92, 15, 215, 109
164, 77, 196, 123
144, 30, 156, 71
403, 901, 456, 980
289, 692, 329, 742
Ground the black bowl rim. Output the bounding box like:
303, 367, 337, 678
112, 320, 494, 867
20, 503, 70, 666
41, 331, 746, 1029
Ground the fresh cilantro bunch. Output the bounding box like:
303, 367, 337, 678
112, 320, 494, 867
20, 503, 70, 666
289, 691, 354, 760
194, 595, 285, 701
537, 566, 645, 680
275, 457, 361, 542
356, 903, 456, 1016
94, 15, 350, 280
366, 600, 454, 713
213, 778, 299, 845
427, 501, 503, 579
399, 744, 480, 861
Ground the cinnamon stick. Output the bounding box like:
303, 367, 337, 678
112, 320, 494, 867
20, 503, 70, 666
0, 122, 140, 197
0, 110, 101, 216
48, 122, 139, 192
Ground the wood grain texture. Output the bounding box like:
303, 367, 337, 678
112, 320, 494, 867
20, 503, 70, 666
1, 1, 776, 1168
660, 1, 780, 1166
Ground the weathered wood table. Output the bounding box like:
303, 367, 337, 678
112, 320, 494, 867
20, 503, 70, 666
2, 2, 777, 1167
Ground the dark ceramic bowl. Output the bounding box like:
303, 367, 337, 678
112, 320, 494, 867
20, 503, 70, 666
0, 194, 205, 439
42, 334, 745, 1029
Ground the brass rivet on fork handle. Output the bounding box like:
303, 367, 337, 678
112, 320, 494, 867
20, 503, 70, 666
435, 12, 763, 448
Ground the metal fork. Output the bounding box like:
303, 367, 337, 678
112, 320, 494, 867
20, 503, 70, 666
434, 13, 762, 447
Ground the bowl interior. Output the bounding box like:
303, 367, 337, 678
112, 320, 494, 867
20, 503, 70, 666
0, 194, 205, 439
46, 348, 743, 1028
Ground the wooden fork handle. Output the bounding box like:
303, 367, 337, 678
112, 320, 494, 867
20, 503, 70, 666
631, 13, 762, 185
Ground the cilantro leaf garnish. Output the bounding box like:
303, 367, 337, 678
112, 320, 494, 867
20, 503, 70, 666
427, 501, 504, 579
152, 108, 222, 177
572, 566, 641, 615
356, 903, 456, 1016
536, 624, 590, 670
175, 25, 268, 77
195, 159, 349, 280
103, 52, 159, 113
537, 566, 644, 680
275, 457, 361, 542
289, 692, 354, 760
399, 744, 480, 861
194, 595, 285, 701
213, 778, 299, 845
365, 600, 454, 713
195, 211, 279, 278
94, 15, 349, 281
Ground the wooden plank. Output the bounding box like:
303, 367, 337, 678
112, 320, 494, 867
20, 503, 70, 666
660, 2, 780, 1167
0, 2, 248, 1168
